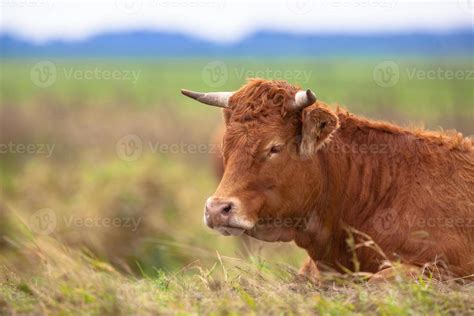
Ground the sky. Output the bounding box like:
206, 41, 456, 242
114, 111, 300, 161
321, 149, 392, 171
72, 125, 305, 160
0, 0, 473, 43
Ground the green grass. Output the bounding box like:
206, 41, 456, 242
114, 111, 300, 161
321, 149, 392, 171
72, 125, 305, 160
1, 58, 473, 124
2, 234, 473, 315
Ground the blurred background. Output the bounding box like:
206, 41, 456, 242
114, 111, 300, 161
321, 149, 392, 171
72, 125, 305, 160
1, 0, 473, 276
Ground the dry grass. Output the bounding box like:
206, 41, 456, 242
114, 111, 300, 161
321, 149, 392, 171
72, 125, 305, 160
2, 231, 474, 315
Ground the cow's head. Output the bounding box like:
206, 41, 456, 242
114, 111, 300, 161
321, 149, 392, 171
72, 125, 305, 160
182, 79, 339, 242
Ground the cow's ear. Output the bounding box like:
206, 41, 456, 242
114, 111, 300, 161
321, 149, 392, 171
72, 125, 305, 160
300, 105, 339, 157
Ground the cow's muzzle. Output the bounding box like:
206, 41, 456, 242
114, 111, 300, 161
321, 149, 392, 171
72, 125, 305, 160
204, 197, 254, 236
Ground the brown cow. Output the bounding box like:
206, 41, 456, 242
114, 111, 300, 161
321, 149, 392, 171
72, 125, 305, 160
182, 79, 474, 281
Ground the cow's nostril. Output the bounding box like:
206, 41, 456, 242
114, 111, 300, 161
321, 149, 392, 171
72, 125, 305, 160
221, 203, 233, 214
206, 197, 235, 217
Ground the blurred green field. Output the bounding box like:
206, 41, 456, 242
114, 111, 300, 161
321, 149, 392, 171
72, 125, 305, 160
2, 58, 473, 132
1, 58, 473, 314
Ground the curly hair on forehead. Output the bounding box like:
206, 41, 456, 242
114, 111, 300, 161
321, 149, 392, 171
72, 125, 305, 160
227, 78, 301, 121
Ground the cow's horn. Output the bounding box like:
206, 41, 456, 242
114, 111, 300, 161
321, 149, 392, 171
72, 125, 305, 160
181, 89, 233, 108
292, 89, 317, 109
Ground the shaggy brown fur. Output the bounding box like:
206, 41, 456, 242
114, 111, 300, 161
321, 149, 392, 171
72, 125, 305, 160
212, 79, 474, 279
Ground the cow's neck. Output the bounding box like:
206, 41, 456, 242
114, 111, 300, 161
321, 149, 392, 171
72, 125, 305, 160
295, 112, 403, 271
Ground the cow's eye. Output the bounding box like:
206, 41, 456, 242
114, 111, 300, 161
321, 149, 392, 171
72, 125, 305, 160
268, 145, 283, 156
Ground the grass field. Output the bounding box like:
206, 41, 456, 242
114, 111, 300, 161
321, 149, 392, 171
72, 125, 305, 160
1, 58, 473, 314
3, 58, 474, 125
